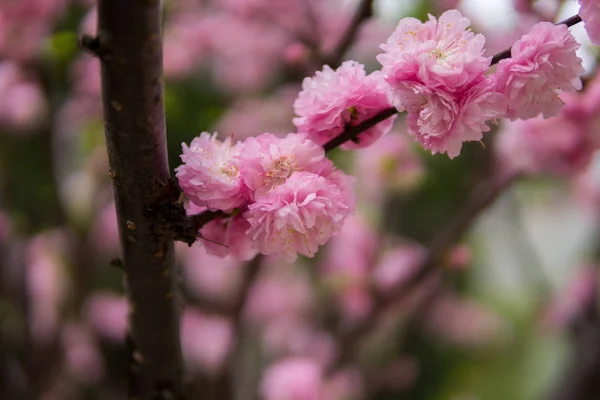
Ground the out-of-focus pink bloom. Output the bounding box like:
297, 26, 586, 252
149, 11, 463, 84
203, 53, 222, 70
263, 323, 336, 366
424, 294, 508, 348
177, 241, 244, 306
355, 131, 424, 202
283, 42, 310, 66
260, 358, 324, 400
89, 201, 120, 257
177, 132, 248, 212
199, 213, 258, 262
26, 231, 69, 344
321, 215, 377, 322
293, 61, 395, 149
496, 114, 593, 176
163, 14, 211, 79
181, 308, 233, 377
85, 292, 127, 342
216, 86, 297, 141
0, 0, 67, 59
401, 77, 506, 158
245, 268, 313, 325
373, 243, 425, 293
246, 172, 353, 262
542, 265, 598, 330
239, 133, 327, 200
495, 22, 584, 120
446, 244, 472, 270
62, 323, 104, 384
579, 0, 600, 45
70, 56, 101, 98
378, 10, 489, 93
0, 61, 46, 132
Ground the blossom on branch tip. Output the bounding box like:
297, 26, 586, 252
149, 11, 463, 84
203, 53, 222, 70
176, 132, 248, 212
495, 22, 584, 120
579, 0, 600, 45
377, 10, 489, 94
293, 61, 395, 149
245, 171, 354, 262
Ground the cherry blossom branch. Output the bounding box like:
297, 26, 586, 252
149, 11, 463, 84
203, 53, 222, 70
330, 171, 519, 370
95, 1, 185, 398
165, 12, 583, 243
490, 14, 582, 65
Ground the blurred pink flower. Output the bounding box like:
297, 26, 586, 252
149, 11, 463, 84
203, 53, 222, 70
0, 61, 46, 132
177, 241, 244, 305
245, 268, 313, 326
424, 294, 508, 348
542, 265, 598, 330
263, 323, 336, 366
322, 215, 377, 322
293, 61, 395, 149
579, 0, 600, 45
62, 323, 104, 384
26, 231, 69, 344
355, 131, 424, 202
89, 201, 120, 257
177, 132, 248, 212
163, 13, 211, 79
495, 22, 584, 120
239, 133, 327, 200
260, 358, 324, 400
246, 172, 353, 262
378, 10, 489, 94
496, 113, 593, 176
216, 86, 297, 140
373, 243, 425, 294
181, 308, 233, 377
85, 292, 127, 342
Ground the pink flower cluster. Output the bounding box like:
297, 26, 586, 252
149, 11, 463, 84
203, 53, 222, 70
377, 10, 506, 158
377, 10, 584, 158
495, 22, 584, 120
177, 133, 355, 262
579, 0, 600, 45
293, 61, 396, 149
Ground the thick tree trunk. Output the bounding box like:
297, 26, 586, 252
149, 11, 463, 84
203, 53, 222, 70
96, 1, 185, 398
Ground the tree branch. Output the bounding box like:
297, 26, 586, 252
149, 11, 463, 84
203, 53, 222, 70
96, 1, 185, 398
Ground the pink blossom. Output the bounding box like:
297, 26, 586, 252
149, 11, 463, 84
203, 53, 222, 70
177, 241, 244, 305
373, 243, 425, 293
85, 292, 127, 342
260, 358, 324, 400
181, 308, 233, 377
239, 133, 328, 200
176, 132, 248, 212
495, 114, 593, 176
402, 77, 506, 158
61, 324, 104, 384
0, 61, 47, 132
377, 10, 489, 94
246, 171, 354, 262
199, 214, 258, 261
579, 0, 600, 45
355, 131, 424, 202
495, 22, 584, 120
293, 61, 395, 149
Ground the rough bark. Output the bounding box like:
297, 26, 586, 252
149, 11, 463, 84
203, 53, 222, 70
96, 1, 185, 398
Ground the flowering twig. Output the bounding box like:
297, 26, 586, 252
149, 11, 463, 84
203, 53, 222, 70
96, 1, 185, 398
167, 12, 583, 243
